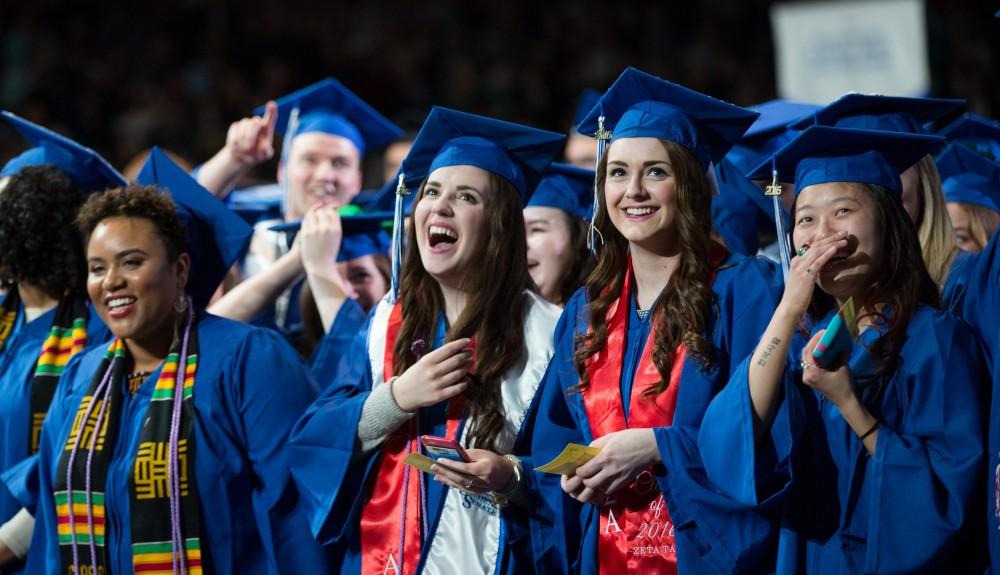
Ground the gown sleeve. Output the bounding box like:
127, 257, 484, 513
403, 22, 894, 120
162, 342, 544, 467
227, 328, 328, 573
652, 256, 787, 573
521, 292, 591, 574
288, 316, 382, 545
860, 313, 985, 572
308, 298, 368, 389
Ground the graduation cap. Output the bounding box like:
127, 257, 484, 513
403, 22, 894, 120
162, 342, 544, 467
387, 106, 565, 300
936, 142, 1000, 212
725, 100, 821, 176
937, 113, 1000, 162
257, 78, 402, 158
1, 111, 127, 191
788, 93, 966, 135
135, 148, 254, 308
269, 212, 393, 262
527, 163, 595, 219
748, 125, 946, 196
712, 157, 782, 256
576, 67, 759, 168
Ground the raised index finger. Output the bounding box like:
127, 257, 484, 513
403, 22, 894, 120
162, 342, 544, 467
262, 100, 278, 143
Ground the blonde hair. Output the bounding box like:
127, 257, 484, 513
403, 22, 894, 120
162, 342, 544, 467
913, 155, 957, 289
960, 203, 1000, 251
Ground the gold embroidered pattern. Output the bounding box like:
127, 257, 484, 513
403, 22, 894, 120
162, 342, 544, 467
134, 440, 189, 500
64, 396, 111, 452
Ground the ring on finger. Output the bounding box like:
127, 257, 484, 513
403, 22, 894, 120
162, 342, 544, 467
463, 479, 474, 490
796, 245, 809, 257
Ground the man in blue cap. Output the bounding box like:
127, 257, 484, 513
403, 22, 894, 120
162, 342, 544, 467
196, 78, 401, 347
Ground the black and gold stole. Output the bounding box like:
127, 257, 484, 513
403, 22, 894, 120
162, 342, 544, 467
54, 304, 204, 575
0, 289, 90, 454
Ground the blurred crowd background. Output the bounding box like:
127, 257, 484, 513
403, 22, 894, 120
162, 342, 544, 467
1, 0, 997, 189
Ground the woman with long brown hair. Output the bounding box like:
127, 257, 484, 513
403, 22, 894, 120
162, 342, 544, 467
289, 107, 565, 574
526, 67, 783, 574
699, 126, 986, 572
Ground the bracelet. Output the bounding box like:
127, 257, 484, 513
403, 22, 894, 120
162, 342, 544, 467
386, 377, 408, 412
858, 420, 880, 441
494, 454, 522, 498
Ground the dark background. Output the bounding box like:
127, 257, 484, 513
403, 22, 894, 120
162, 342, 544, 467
1, 0, 997, 187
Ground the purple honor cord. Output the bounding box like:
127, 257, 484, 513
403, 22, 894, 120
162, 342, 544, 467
65, 349, 118, 573
168, 298, 193, 574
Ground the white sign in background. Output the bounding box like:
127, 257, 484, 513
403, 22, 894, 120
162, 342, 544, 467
771, 0, 929, 104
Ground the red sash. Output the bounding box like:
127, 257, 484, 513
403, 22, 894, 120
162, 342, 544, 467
582, 250, 724, 574
360, 302, 465, 575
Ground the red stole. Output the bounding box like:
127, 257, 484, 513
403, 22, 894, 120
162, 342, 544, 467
360, 302, 465, 575
582, 250, 723, 574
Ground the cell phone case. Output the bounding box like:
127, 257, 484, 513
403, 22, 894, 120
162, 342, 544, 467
811, 297, 858, 369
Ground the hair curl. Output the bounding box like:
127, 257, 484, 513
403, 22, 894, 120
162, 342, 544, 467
392, 172, 532, 453
573, 139, 719, 397
0, 165, 88, 297
76, 184, 187, 262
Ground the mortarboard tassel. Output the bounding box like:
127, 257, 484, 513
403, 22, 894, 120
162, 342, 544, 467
390, 173, 409, 303
279, 107, 300, 220
766, 163, 791, 280
589, 115, 611, 253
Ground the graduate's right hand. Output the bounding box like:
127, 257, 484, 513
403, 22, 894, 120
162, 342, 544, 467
392, 338, 474, 412
560, 473, 605, 505
223, 100, 277, 167
779, 231, 849, 319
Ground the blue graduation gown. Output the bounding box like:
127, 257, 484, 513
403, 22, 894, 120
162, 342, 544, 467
525, 253, 784, 574
289, 309, 547, 575
0, 303, 108, 575
24, 313, 327, 574
307, 298, 368, 388
700, 306, 987, 573
947, 231, 1000, 570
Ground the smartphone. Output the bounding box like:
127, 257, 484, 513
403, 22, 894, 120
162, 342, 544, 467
420, 436, 470, 462
811, 312, 853, 369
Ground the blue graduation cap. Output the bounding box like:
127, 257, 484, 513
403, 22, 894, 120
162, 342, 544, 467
387, 106, 565, 300
527, 163, 595, 219
269, 212, 393, 262
571, 89, 601, 131
748, 125, 945, 196
725, 100, 821, 176
712, 158, 781, 256
135, 147, 253, 308
936, 142, 1000, 212
257, 78, 403, 157
788, 93, 966, 135
1, 111, 127, 191
576, 67, 759, 168
937, 113, 1000, 162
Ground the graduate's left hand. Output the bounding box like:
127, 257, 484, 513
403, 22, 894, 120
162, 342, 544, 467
432, 449, 514, 496
801, 330, 856, 407
573, 429, 659, 499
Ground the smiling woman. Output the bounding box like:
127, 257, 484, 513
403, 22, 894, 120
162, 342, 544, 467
700, 125, 988, 573
24, 153, 330, 574
526, 67, 784, 575
289, 107, 566, 575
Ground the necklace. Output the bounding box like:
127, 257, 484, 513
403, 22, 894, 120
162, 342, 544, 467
636, 308, 650, 320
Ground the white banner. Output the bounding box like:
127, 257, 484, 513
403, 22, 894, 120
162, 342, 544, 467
771, 0, 929, 103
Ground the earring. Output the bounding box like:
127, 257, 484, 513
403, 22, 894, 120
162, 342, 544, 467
174, 293, 188, 313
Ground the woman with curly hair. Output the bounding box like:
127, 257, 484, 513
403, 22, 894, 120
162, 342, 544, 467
526, 68, 783, 574
699, 126, 986, 572
24, 150, 329, 574
289, 108, 565, 575
0, 163, 114, 573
